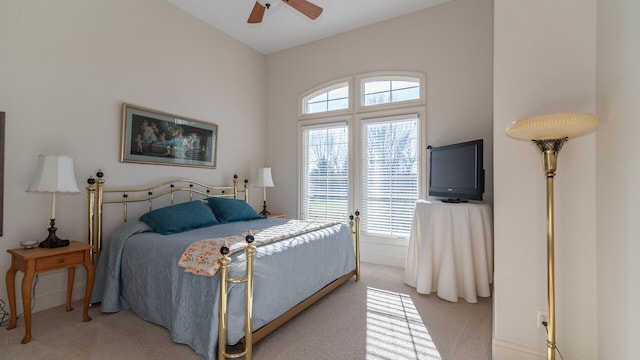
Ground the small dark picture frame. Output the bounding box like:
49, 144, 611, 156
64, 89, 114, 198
121, 104, 218, 168
0, 111, 4, 236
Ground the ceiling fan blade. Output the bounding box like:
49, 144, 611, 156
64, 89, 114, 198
247, 2, 266, 23
283, 0, 323, 20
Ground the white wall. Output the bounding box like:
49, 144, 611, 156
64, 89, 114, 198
265, 0, 494, 267
596, 1, 640, 358
493, 0, 598, 359
0, 0, 266, 311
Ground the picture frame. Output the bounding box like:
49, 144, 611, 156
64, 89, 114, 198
121, 104, 217, 168
0, 111, 4, 236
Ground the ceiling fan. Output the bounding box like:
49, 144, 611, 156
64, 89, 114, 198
247, 0, 323, 24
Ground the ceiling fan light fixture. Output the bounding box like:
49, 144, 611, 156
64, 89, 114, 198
257, 0, 280, 8
248, 0, 322, 23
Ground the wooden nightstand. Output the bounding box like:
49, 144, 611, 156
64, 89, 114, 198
268, 213, 287, 219
5, 240, 95, 344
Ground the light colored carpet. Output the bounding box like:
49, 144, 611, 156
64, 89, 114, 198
1, 262, 491, 359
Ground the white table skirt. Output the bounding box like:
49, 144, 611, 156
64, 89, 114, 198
403, 200, 493, 303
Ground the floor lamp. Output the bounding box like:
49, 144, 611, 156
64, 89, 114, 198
507, 112, 599, 360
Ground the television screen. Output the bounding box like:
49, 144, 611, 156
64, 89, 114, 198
428, 139, 484, 202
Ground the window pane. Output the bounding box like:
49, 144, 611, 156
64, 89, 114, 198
364, 92, 391, 106
361, 78, 420, 107
308, 93, 328, 103
391, 87, 420, 102
391, 80, 418, 90
328, 86, 348, 100
364, 81, 391, 94
361, 116, 419, 237
328, 98, 349, 111
302, 124, 349, 221
307, 102, 327, 114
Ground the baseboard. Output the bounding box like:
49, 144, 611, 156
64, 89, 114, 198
361, 253, 405, 268
14, 283, 87, 314
493, 338, 545, 360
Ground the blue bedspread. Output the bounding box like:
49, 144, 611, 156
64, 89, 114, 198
90, 217, 356, 359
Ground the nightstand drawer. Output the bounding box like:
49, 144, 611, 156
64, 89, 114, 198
36, 251, 84, 271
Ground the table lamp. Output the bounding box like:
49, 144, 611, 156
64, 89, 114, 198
506, 112, 599, 360
26, 154, 80, 248
255, 167, 275, 216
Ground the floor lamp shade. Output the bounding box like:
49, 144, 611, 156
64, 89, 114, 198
506, 112, 599, 140
255, 167, 275, 216
507, 112, 599, 360
26, 154, 80, 248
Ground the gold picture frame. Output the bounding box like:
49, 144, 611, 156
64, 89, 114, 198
121, 104, 217, 168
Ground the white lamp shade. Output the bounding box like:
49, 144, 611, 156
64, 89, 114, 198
27, 154, 80, 193
506, 112, 599, 141
255, 167, 275, 188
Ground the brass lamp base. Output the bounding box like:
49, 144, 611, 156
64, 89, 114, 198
39, 219, 70, 248
532, 137, 566, 360
259, 201, 271, 216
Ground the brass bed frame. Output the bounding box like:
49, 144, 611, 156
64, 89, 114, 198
86, 171, 361, 360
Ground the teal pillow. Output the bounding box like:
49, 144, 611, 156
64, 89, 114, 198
206, 197, 263, 223
140, 200, 219, 235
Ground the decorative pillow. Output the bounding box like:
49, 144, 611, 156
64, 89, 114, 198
206, 197, 263, 223
140, 200, 219, 235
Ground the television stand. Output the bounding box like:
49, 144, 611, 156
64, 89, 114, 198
404, 200, 493, 303
441, 198, 469, 203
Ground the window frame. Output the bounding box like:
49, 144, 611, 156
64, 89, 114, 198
355, 71, 426, 113
298, 72, 426, 246
297, 116, 354, 220
354, 107, 426, 246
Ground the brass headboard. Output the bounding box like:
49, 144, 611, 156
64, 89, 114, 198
86, 170, 248, 263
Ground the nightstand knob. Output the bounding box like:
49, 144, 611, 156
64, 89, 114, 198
58, 258, 65, 263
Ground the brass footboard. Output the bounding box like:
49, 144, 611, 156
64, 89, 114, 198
217, 211, 361, 360
217, 234, 256, 360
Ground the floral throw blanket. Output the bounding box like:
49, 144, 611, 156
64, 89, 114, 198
178, 219, 341, 276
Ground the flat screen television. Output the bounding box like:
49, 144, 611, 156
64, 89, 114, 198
428, 139, 484, 202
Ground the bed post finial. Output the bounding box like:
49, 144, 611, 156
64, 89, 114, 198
244, 179, 249, 202
233, 175, 238, 199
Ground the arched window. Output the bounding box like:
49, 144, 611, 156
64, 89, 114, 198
301, 81, 350, 115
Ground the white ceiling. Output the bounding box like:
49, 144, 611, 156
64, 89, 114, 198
168, 0, 449, 54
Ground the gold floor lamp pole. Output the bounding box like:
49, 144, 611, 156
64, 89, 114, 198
507, 112, 599, 360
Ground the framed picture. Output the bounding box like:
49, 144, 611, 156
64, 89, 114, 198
121, 104, 217, 168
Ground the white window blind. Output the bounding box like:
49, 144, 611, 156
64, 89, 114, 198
301, 123, 349, 221
361, 114, 419, 237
